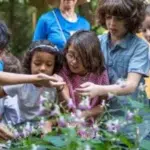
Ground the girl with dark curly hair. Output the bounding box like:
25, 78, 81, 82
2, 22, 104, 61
0, 40, 65, 125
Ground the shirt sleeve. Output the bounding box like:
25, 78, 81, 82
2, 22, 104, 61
0, 60, 4, 71
32, 16, 47, 41
128, 41, 150, 76
3, 84, 23, 97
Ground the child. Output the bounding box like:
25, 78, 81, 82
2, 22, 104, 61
141, 4, 150, 99
76, 0, 150, 140
0, 20, 10, 71
142, 4, 150, 43
59, 30, 109, 120
0, 40, 64, 124
77, 0, 149, 102
2, 52, 22, 73
0, 52, 22, 124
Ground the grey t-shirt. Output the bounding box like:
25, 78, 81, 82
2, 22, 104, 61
3, 84, 57, 123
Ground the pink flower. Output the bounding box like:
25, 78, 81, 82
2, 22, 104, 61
79, 96, 91, 110
67, 98, 76, 109
106, 120, 120, 134
50, 104, 60, 116
58, 116, 66, 127
126, 110, 135, 121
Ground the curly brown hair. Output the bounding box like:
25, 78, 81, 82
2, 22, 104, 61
23, 40, 63, 74
96, 0, 147, 33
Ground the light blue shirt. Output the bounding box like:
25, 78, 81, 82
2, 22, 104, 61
33, 8, 90, 51
98, 33, 150, 140
98, 33, 149, 84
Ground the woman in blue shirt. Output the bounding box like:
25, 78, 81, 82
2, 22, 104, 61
33, 0, 90, 51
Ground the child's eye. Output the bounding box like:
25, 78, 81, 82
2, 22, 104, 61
116, 16, 124, 21
47, 64, 53, 67
34, 62, 41, 66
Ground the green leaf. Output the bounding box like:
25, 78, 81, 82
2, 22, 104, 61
140, 140, 150, 150
133, 115, 143, 123
43, 135, 66, 147
119, 135, 134, 148
129, 99, 145, 109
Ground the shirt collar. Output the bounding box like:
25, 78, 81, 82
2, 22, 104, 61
106, 32, 132, 50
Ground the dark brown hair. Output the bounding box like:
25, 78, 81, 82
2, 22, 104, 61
97, 0, 146, 33
64, 30, 105, 75
23, 40, 63, 74
2, 52, 22, 73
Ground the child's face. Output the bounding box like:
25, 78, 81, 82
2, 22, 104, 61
142, 15, 150, 43
31, 51, 55, 75
60, 0, 77, 9
105, 14, 128, 40
66, 44, 87, 75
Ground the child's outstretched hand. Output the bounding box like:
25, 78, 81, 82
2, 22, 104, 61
75, 82, 102, 98
0, 123, 13, 141
49, 74, 66, 88
34, 73, 65, 87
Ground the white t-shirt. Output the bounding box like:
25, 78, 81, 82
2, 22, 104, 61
3, 84, 57, 123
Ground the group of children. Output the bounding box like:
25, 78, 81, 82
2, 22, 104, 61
0, 0, 149, 141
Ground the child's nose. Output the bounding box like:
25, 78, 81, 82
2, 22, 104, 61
110, 18, 116, 26
71, 59, 77, 64
146, 29, 150, 36
40, 64, 46, 71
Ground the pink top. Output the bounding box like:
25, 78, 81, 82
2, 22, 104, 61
59, 66, 109, 109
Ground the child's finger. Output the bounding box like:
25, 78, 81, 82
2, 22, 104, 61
75, 87, 89, 93
79, 82, 92, 88
49, 81, 66, 87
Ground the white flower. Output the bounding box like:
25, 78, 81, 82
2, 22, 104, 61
50, 104, 61, 116
136, 127, 140, 136
84, 144, 91, 150
108, 92, 114, 99
67, 98, 76, 109
79, 96, 91, 110
75, 109, 82, 118
138, 83, 146, 92
106, 120, 121, 134
39, 117, 45, 128
32, 144, 39, 150
101, 100, 106, 107
6, 140, 12, 148
25, 122, 31, 132
93, 123, 99, 132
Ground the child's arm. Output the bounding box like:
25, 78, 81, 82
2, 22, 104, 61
0, 72, 63, 86
53, 74, 71, 101
76, 73, 141, 98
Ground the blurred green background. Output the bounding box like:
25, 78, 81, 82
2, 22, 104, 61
0, 0, 105, 57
